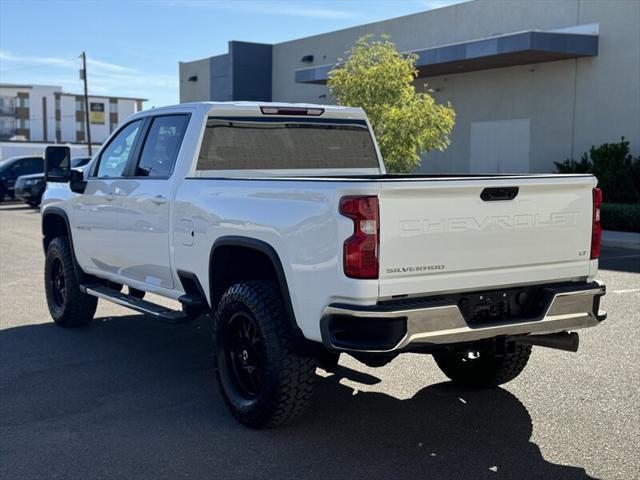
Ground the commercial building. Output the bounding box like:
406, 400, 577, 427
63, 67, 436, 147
179, 0, 640, 173
0, 83, 145, 144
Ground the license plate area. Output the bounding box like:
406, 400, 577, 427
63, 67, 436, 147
457, 286, 546, 324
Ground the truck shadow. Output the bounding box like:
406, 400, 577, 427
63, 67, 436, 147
0, 315, 598, 480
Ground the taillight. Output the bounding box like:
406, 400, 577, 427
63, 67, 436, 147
339, 196, 379, 279
591, 187, 603, 259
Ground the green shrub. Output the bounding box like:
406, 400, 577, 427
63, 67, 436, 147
555, 137, 640, 203
601, 203, 640, 233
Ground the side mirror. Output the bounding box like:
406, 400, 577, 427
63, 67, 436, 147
44, 146, 71, 183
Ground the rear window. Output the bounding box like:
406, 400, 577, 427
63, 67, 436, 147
196, 118, 379, 171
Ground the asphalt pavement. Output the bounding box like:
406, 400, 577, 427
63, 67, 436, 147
1, 202, 639, 480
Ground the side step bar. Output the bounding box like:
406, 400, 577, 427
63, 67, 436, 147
80, 284, 190, 324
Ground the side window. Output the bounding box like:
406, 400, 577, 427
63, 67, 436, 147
95, 120, 142, 178
135, 115, 188, 177
30, 158, 44, 174
11, 160, 27, 175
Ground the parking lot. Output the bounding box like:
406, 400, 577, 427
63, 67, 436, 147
1, 201, 638, 480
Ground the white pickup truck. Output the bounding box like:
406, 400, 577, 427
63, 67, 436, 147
41, 102, 606, 428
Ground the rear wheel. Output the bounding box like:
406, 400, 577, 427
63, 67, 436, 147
44, 237, 97, 327
213, 281, 317, 428
433, 344, 532, 388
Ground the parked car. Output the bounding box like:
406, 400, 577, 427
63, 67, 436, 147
14, 157, 92, 207
0, 156, 44, 202
41, 102, 606, 429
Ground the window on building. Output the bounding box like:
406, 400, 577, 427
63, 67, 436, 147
76, 99, 84, 111
18, 119, 30, 129
55, 97, 60, 111
76, 120, 84, 132
95, 120, 142, 177
0, 97, 15, 115
18, 97, 29, 108
197, 119, 379, 171
110, 102, 118, 113
135, 115, 188, 177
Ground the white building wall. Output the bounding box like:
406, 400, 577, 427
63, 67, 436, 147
117, 99, 137, 124
27, 85, 60, 142
59, 95, 76, 143
0, 142, 96, 162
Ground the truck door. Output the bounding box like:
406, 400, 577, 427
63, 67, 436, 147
112, 114, 189, 290
72, 120, 144, 275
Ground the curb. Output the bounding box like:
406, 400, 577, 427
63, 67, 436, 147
601, 230, 640, 251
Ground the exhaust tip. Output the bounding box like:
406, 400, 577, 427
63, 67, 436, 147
512, 332, 579, 353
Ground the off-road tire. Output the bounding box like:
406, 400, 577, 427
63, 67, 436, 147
433, 344, 532, 388
213, 281, 317, 428
44, 237, 97, 327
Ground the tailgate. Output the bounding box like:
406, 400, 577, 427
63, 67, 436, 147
378, 175, 596, 298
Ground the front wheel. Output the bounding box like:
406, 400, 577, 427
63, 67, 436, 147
213, 281, 317, 428
433, 344, 532, 388
44, 237, 97, 327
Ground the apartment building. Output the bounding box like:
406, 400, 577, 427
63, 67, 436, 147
0, 83, 145, 144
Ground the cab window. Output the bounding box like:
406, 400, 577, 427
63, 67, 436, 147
95, 120, 143, 178
135, 115, 188, 177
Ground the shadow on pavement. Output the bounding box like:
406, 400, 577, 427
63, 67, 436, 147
0, 315, 597, 480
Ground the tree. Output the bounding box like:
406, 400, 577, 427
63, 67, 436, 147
328, 35, 455, 173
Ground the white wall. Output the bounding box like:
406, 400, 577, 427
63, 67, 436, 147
117, 99, 137, 124
28, 85, 60, 142
59, 95, 76, 143
0, 141, 98, 162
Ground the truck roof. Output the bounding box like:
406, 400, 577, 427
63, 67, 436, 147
137, 101, 368, 121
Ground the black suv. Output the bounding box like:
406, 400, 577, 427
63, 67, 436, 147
0, 156, 44, 202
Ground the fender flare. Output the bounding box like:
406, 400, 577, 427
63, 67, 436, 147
41, 206, 85, 280
209, 236, 300, 334
41, 206, 73, 252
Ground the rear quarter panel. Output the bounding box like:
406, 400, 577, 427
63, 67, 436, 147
173, 178, 380, 342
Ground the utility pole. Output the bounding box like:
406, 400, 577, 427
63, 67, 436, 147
80, 52, 92, 155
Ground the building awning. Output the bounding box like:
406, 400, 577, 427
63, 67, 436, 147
295, 28, 599, 85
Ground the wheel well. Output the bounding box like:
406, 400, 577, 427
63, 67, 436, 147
209, 239, 309, 345
210, 245, 280, 306
42, 212, 69, 252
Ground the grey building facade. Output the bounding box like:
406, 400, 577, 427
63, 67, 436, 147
179, 0, 640, 173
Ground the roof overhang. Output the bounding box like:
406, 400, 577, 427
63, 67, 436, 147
295, 28, 599, 85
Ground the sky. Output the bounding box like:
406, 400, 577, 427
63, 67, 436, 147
0, 0, 464, 108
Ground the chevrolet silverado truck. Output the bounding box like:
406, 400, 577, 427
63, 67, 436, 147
41, 102, 606, 428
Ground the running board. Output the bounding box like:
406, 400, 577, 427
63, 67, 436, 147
80, 284, 189, 324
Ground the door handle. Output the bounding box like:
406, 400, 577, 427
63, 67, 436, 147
150, 194, 168, 205
480, 186, 519, 201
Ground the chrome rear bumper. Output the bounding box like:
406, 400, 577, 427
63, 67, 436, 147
321, 281, 606, 353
